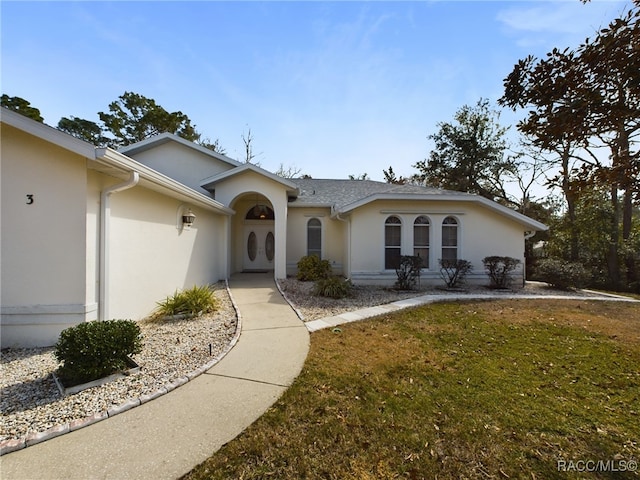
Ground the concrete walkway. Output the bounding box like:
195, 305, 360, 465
1, 273, 309, 480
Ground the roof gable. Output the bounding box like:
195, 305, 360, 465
200, 163, 299, 195
119, 133, 242, 169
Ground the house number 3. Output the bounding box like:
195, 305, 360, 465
26, 194, 34, 205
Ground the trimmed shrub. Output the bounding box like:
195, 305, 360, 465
154, 284, 219, 318
395, 255, 423, 290
483, 256, 521, 289
439, 259, 473, 289
313, 277, 353, 299
536, 258, 590, 290
297, 255, 332, 281
54, 319, 143, 385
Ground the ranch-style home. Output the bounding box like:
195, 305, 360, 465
1, 108, 547, 347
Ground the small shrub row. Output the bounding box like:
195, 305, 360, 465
297, 255, 332, 281
55, 319, 143, 385
154, 284, 219, 319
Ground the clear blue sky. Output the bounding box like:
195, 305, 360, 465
1, 0, 630, 182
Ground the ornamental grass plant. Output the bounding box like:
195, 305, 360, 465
153, 284, 219, 319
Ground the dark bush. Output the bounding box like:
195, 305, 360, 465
297, 255, 332, 281
313, 277, 353, 299
54, 319, 143, 385
439, 259, 473, 288
536, 258, 590, 290
395, 255, 423, 290
482, 256, 521, 289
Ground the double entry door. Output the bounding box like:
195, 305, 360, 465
243, 224, 275, 271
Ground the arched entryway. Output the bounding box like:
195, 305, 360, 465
243, 203, 275, 271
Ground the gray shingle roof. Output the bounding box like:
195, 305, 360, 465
289, 178, 470, 210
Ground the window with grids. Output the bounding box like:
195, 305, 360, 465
307, 218, 322, 258
385, 216, 402, 269
441, 216, 458, 261
413, 216, 430, 268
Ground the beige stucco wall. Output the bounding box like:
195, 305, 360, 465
1, 126, 91, 347
347, 199, 526, 286
101, 179, 228, 320
126, 141, 234, 196
286, 207, 346, 276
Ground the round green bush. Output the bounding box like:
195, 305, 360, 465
297, 255, 332, 281
54, 319, 143, 385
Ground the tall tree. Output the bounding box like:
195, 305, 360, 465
98, 92, 200, 147
57, 116, 110, 146
383, 166, 409, 184
241, 127, 261, 165
197, 137, 226, 154
500, 1, 639, 289
275, 163, 302, 178
413, 99, 516, 203
1, 94, 43, 122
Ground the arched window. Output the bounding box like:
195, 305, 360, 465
307, 218, 322, 258
245, 204, 274, 220
413, 216, 430, 268
385, 216, 402, 269
442, 216, 458, 262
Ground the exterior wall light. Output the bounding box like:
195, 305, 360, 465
182, 208, 196, 228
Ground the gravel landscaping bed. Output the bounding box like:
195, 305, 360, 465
277, 278, 606, 322
1, 284, 237, 445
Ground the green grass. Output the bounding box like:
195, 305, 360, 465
183, 300, 640, 479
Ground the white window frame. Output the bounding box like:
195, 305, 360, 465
384, 215, 402, 270
441, 216, 459, 262
307, 217, 322, 258
413, 215, 430, 269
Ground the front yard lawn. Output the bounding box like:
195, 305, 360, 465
184, 299, 640, 479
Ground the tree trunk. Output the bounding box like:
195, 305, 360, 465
607, 185, 621, 290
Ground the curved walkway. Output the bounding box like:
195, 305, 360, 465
1, 273, 309, 480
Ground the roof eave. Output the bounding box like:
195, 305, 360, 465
1, 108, 95, 159
94, 147, 234, 215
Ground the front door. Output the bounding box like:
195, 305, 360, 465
243, 224, 275, 271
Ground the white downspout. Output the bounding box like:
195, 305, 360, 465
99, 171, 139, 320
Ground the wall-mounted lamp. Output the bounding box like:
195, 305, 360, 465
182, 208, 196, 228
177, 205, 196, 232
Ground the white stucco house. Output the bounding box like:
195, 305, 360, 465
1, 108, 547, 347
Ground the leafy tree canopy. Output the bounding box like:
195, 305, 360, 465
413, 98, 515, 203
57, 116, 111, 146
1, 94, 43, 122
98, 91, 201, 148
